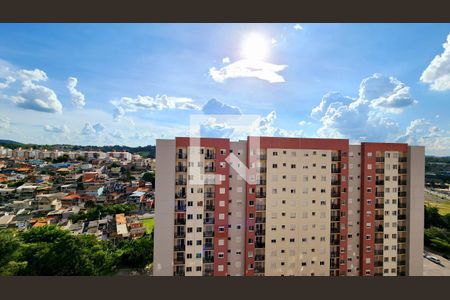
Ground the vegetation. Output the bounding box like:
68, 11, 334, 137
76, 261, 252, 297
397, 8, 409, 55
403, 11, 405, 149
52, 154, 70, 163
425, 190, 450, 215
69, 204, 137, 223
424, 205, 450, 256
142, 172, 155, 187
0, 225, 153, 275
142, 218, 155, 234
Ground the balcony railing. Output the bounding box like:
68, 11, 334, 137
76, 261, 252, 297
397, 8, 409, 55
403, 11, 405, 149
256, 192, 266, 198
375, 215, 384, 220
257, 154, 267, 160
374, 261, 383, 267
255, 242, 265, 248
375, 226, 384, 232
175, 205, 186, 212
397, 249, 407, 254
176, 179, 187, 185
203, 256, 214, 263
174, 231, 186, 238
331, 204, 340, 210
256, 205, 266, 211
398, 260, 406, 266
177, 153, 187, 159
398, 237, 407, 243
375, 203, 384, 209
205, 204, 215, 211
376, 192, 384, 197
331, 227, 340, 233
376, 169, 384, 174
203, 231, 214, 237
331, 156, 341, 162
205, 192, 215, 198
204, 243, 214, 250
175, 219, 186, 225
255, 230, 265, 236
398, 191, 407, 197
398, 169, 407, 174
255, 217, 266, 223
398, 214, 406, 220
204, 218, 215, 224
257, 167, 267, 173
331, 180, 341, 185
376, 157, 385, 163
331, 216, 340, 222
398, 180, 407, 185
331, 192, 340, 197
203, 269, 214, 276
254, 267, 265, 273
399, 157, 407, 162
397, 226, 407, 231
330, 251, 339, 258
174, 257, 185, 264
375, 238, 384, 244
376, 180, 384, 185
205, 153, 216, 160
255, 255, 265, 261
331, 168, 341, 174
398, 203, 407, 208
175, 192, 186, 199
174, 244, 185, 251
204, 166, 216, 172
330, 239, 340, 245
257, 180, 266, 185
175, 166, 187, 172
374, 250, 384, 255
174, 270, 185, 276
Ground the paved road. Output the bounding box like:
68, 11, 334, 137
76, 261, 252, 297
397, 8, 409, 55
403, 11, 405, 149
423, 251, 450, 276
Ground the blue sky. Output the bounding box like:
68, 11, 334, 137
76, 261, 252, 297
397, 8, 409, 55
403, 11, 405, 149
0, 23, 449, 155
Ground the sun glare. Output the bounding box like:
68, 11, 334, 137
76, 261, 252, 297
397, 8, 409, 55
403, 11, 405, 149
241, 32, 270, 61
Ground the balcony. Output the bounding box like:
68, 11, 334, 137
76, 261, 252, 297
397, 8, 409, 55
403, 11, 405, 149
376, 180, 384, 185
255, 255, 265, 261
204, 231, 214, 237
175, 219, 185, 225
375, 215, 384, 220
374, 261, 383, 267
330, 264, 339, 269
331, 168, 341, 174
331, 156, 341, 162
175, 205, 186, 212
376, 192, 384, 197
331, 192, 340, 198
177, 153, 187, 159
375, 203, 384, 209
174, 244, 185, 251
204, 166, 216, 173
331, 216, 340, 222
330, 239, 340, 245
175, 166, 187, 172
203, 256, 214, 263
331, 180, 341, 185
255, 229, 265, 236
397, 249, 407, 254
398, 237, 406, 243
398, 214, 406, 220
255, 242, 265, 248
331, 204, 340, 210
176, 179, 187, 185
256, 192, 266, 198
331, 227, 340, 233
175, 192, 186, 199
397, 226, 407, 231
376, 169, 384, 174
205, 153, 216, 160
204, 218, 215, 224
376, 157, 385, 163
174, 231, 186, 238
174, 257, 185, 264
374, 250, 384, 256
204, 243, 214, 250
398, 180, 407, 185
256, 179, 266, 185
330, 251, 339, 258
398, 202, 407, 208
398, 169, 407, 174
205, 204, 215, 211
255, 217, 266, 223
398, 191, 407, 197
398, 271, 406, 276
398, 260, 406, 266
375, 226, 384, 232
254, 266, 265, 273
256, 204, 266, 211
257, 167, 267, 173
205, 192, 215, 198
375, 238, 384, 244
399, 157, 407, 162
203, 269, 214, 276
257, 154, 267, 160
174, 270, 185, 276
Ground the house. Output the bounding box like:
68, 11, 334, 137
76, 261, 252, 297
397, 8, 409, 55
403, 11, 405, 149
16, 185, 39, 198
128, 191, 146, 204
61, 193, 81, 207
0, 214, 16, 228
35, 193, 65, 211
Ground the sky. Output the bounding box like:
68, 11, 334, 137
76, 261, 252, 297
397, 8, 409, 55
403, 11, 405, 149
0, 23, 449, 155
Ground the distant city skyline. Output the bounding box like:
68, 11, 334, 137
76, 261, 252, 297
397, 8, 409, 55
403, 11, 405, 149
0, 24, 449, 155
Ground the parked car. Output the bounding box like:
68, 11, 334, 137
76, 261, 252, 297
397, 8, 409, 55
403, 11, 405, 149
427, 256, 441, 264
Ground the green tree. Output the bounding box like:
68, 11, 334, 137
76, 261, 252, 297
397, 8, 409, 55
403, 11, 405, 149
118, 234, 153, 269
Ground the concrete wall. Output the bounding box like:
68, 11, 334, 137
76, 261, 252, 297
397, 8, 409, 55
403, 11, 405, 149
407, 146, 424, 276
154, 139, 176, 276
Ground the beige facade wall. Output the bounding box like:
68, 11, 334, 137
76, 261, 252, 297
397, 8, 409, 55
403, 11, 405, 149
154, 139, 176, 276
347, 145, 361, 275
227, 141, 247, 275
407, 146, 424, 276
264, 149, 331, 276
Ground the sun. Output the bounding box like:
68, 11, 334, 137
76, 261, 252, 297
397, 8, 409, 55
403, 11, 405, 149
241, 32, 270, 61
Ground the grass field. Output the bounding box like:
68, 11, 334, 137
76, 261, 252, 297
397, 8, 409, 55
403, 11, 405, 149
425, 191, 450, 215
142, 218, 155, 234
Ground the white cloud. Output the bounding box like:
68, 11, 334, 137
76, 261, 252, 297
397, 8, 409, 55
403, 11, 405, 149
67, 77, 86, 108
222, 57, 230, 64
11, 80, 63, 113
0, 76, 15, 89
110, 130, 125, 140
43, 124, 70, 134
202, 98, 241, 115
298, 120, 312, 126
93, 123, 105, 133
420, 33, 450, 91
293, 24, 303, 31
17, 69, 48, 82
310, 74, 418, 142
250, 111, 304, 137
0, 116, 10, 129
271, 38, 277, 45
81, 122, 105, 136
209, 59, 287, 84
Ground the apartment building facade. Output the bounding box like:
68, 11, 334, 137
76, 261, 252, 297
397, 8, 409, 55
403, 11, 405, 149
154, 136, 424, 277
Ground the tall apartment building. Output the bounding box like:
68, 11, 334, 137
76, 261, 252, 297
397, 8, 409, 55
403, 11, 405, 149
154, 136, 424, 276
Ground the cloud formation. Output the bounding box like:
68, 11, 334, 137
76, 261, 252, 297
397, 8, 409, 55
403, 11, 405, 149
11, 80, 62, 113
293, 24, 303, 31
420, 33, 450, 91
43, 124, 70, 134
0, 116, 10, 129
202, 98, 241, 115
81, 122, 105, 136
67, 77, 86, 108
209, 59, 287, 83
